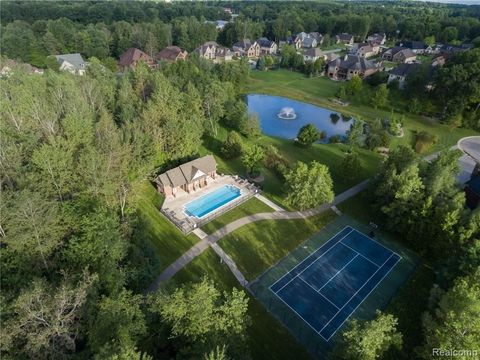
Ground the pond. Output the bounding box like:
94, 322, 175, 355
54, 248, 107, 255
247, 94, 353, 142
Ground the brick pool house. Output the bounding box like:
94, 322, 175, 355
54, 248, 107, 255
154, 155, 217, 197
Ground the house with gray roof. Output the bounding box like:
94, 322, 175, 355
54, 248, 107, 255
154, 155, 217, 197
257, 38, 278, 55
55, 53, 87, 75
327, 55, 380, 80
387, 63, 421, 89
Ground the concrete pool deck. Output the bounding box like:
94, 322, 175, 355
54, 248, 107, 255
161, 175, 258, 234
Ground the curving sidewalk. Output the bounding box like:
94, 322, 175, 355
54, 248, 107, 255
146, 179, 370, 293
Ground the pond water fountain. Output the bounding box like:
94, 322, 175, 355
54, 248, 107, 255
277, 107, 297, 119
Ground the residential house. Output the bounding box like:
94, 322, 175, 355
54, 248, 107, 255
214, 46, 234, 62
327, 55, 379, 80
387, 63, 421, 89
335, 33, 355, 45
382, 46, 416, 63
287, 35, 302, 49
309, 32, 324, 46
154, 155, 217, 197
257, 37, 278, 55
367, 33, 387, 45
440, 43, 474, 55
156, 46, 188, 62
303, 48, 325, 62
55, 53, 87, 75
118, 48, 156, 70
194, 41, 218, 60
352, 42, 380, 58
400, 41, 431, 54
296, 32, 318, 48
232, 39, 260, 58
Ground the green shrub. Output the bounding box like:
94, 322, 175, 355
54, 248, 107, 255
414, 131, 438, 153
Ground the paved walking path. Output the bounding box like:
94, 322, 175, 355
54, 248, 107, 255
210, 243, 248, 286
255, 193, 285, 211
147, 179, 370, 292
192, 228, 208, 239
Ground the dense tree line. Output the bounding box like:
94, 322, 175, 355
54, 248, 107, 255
2, 1, 480, 68
0, 56, 252, 359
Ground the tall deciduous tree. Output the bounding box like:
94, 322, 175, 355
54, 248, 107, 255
242, 144, 265, 176
148, 278, 250, 359
332, 311, 402, 360
297, 124, 319, 147
2, 274, 95, 359
284, 161, 334, 210
420, 268, 480, 359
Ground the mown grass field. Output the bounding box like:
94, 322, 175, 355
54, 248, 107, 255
244, 69, 476, 153
201, 125, 382, 209
218, 210, 337, 280
131, 180, 199, 271
201, 197, 274, 234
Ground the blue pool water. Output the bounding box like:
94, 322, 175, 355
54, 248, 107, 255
247, 94, 353, 142
185, 185, 241, 218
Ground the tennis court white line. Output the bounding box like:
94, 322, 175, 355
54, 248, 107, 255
352, 229, 402, 259
272, 287, 330, 342
299, 277, 340, 310
318, 253, 396, 334
323, 255, 402, 341
269, 226, 351, 291
339, 241, 381, 268
316, 253, 360, 293
270, 227, 354, 294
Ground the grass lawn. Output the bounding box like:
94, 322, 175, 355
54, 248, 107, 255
218, 210, 337, 280
170, 248, 313, 360
201, 125, 382, 209
201, 197, 274, 234
245, 69, 477, 153
131, 180, 199, 271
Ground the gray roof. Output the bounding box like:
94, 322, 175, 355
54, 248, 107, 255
257, 37, 275, 48
233, 39, 255, 49
329, 55, 377, 72
156, 155, 217, 188
302, 38, 316, 47
389, 63, 420, 77
55, 53, 86, 70
305, 48, 324, 57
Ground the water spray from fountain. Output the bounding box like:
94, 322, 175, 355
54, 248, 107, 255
277, 107, 297, 119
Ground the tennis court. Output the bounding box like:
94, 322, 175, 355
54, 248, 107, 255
269, 226, 401, 341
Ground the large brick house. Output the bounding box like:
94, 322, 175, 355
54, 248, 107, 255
118, 48, 156, 70
327, 55, 379, 80
233, 39, 260, 58
257, 38, 278, 55
382, 47, 416, 63
154, 155, 217, 197
156, 46, 188, 62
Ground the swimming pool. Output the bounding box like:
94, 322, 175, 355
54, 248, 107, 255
184, 185, 242, 218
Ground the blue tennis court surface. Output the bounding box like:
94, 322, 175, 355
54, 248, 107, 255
269, 226, 401, 341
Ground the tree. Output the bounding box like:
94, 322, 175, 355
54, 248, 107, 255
420, 268, 480, 359
88, 288, 147, 353
256, 56, 266, 71
2, 274, 95, 359
239, 113, 261, 138
242, 144, 265, 176
371, 84, 389, 109
147, 278, 250, 359
346, 118, 364, 147
332, 311, 402, 360
340, 151, 361, 182
297, 123, 319, 147
284, 161, 334, 210
346, 75, 363, 95
221, 131, 243, 159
